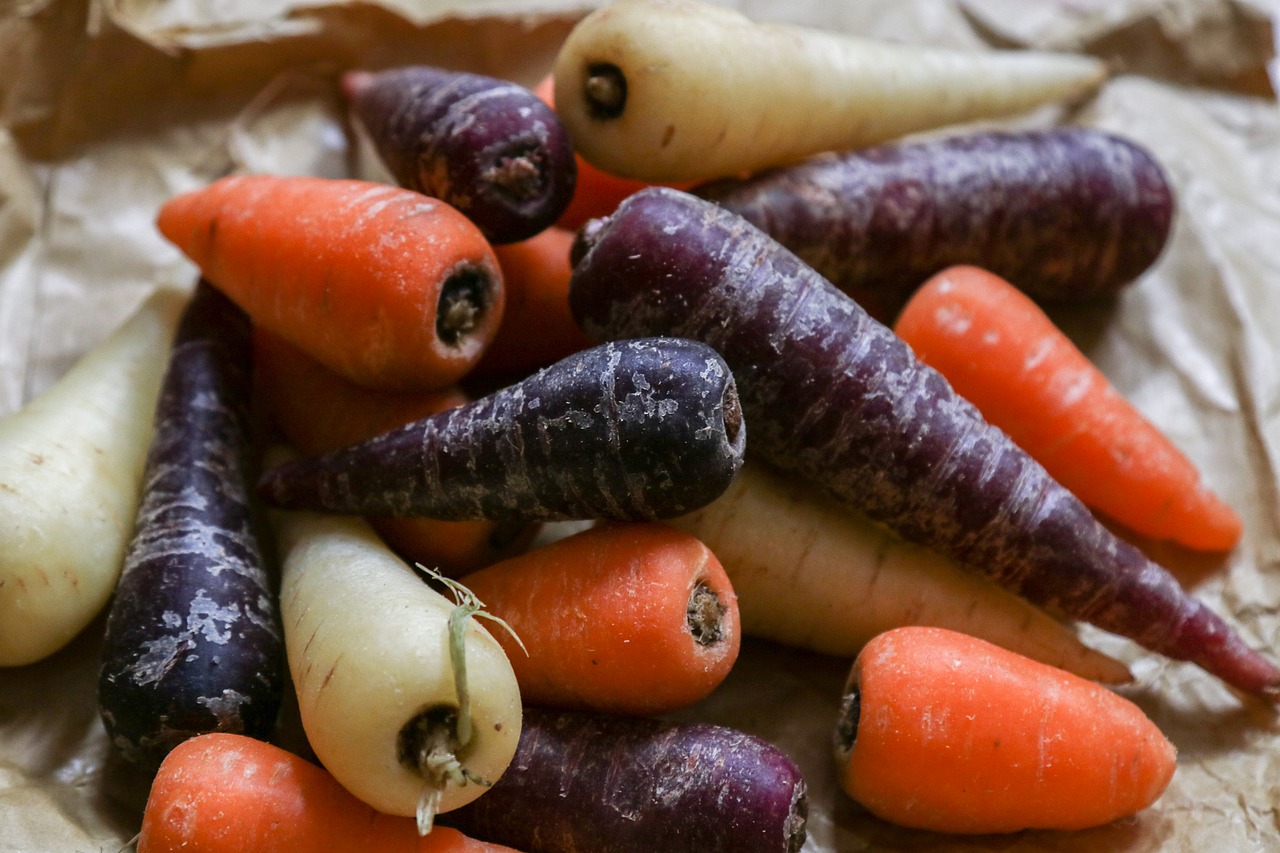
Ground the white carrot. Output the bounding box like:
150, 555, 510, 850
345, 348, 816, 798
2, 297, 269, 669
0, 286, 187, 667
552, 0, 1108, 183
270, 498, 522, 831
666, 462, 1131, 683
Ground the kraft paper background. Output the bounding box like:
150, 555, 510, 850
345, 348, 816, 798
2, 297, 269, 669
1, 0, 1278, 850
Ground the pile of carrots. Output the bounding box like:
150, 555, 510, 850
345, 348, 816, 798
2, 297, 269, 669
3, 0, 1271, 850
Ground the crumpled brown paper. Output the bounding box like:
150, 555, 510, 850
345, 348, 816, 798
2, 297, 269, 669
1, 1, 1278, 851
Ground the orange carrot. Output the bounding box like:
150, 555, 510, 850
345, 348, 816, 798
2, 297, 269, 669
253, 328, 537, 576
461, 522, 740, 715
835, 626, 1177, 834
532, 74, 692, 230
157, 174, 505, 392
137, 733, 522, 853
471, 226, 593, 380
893, 265, 1242, 552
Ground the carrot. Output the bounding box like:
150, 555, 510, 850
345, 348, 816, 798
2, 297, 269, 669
696, 127, 1176, 323
834, 626, 1178, 833
668, 462, 1131, 684
551, 0, 1108, 183
0, 286, 185, 667
469, 226, 594, 380
461, 522, 740, 715
530, 73, 691, 231
343, 65, 577, 244
253, 328, 537, 576
98, 281, 283, 773
257, 337, 746, 524
156, 174, 505, 392
137, 733, 522, 853
568, 186, 1280, 697
442, 707, 808, 853
894, 264, 1242, 552
270, 500, 522, 825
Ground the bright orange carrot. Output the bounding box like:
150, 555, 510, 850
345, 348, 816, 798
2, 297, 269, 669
471, 226, 593, 379
532, 74, 692, 230
157, 174, 505, 392
253, 328, 537, 576
835, 626, 1177, 834
461, 521, 740, 715
137, 733, 522, 853
894, 264, 1242, 552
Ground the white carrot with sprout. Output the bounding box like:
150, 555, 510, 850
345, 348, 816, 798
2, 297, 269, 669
271, 497, 522, 830
552, 0, 1108, 183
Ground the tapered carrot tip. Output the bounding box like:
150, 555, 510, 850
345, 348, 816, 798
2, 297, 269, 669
834, 627, 1178, 834
893, 264, 1244, 554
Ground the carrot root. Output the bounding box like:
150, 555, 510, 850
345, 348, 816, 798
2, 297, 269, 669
835, 626, 1178, 834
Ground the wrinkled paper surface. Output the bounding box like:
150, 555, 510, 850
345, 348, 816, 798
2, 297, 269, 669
1, 0, 1279, 850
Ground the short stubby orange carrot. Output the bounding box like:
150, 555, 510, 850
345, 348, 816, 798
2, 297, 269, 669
835, 626, 1178, 834
136, 733, 522, 853
252, 327, 538, 576
894, 265, 1242, 552
462, 522, 740, 715
157, 174, 505, 392
471, 226, 594, 380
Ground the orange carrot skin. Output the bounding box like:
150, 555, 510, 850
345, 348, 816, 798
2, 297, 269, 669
137, 733, 522, 853
894, 265, 1242, 552
836, 626, 1177, 834
462, 522, 740, 715
253, 327, 538, 575
252, 326, 469, 452
472, 226, 594, 380
157, 175, 505, 392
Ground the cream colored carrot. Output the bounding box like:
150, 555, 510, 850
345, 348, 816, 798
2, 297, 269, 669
552, 0, 1107, 182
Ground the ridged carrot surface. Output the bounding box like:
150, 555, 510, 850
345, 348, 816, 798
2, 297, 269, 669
462, 522, 740, 715
157, 174, 504, 392
138, 733, 521, 853
836, 626, 1177, 833
894, 265, 1242, 552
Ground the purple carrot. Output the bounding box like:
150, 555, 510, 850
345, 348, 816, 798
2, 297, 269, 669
344, 65, 577, 243
694, 127, 1174, 322
98, 281, 283, 773
257, 336, 745, 522
567, 186, 1278, 698
442, 707, 808, 853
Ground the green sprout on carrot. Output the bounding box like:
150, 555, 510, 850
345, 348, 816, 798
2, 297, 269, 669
411, 565, 527, 836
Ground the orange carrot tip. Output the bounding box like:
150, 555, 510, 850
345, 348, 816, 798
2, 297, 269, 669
834, 626, 1178, 835
137, 733, 522, 853
461, 521, 740, 716
893, 264, 1243, 553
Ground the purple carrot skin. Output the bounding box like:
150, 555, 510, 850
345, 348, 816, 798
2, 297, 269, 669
98, 281, 283, 773
695, 127, 1175, 322
344, 66, 577, 244
568, 186, 1280, 699
442, 707, 807, 853
257, 337, 745, 522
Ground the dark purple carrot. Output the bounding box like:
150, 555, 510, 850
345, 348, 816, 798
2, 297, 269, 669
442, 707, 808, 853
694, 127, 1174, 322
97, 280, 284, 773
257, 337, 745, 522
344, 65, 577, 244
567, 186, 1279, 698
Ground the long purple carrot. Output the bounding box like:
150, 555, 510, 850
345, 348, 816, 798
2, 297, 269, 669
567, 186, 1278, 699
